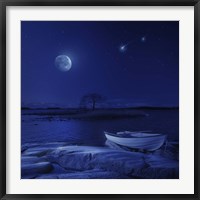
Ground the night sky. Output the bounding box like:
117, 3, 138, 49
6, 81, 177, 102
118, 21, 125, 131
21, 21, 179, 108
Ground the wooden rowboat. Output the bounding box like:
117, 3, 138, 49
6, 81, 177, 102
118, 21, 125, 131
105, 131, 167, 151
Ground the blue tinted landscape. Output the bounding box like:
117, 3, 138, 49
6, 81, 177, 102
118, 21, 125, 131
21, 21, 179, 179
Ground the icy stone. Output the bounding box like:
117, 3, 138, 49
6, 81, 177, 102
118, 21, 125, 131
133, 154, 179, 178
22, 143, 179, 179
22, 162, 53, 178
23, 147, 54, 157
49, 146, 145, 175
21, 156, 46, 164
37, 174, 59, 179
57, 170, 126, 179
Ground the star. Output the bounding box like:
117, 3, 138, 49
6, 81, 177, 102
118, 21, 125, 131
141, 36, 146, 42
119, 45, 127, 53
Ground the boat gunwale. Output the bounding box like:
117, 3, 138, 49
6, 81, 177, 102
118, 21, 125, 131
104, 132, 167, 139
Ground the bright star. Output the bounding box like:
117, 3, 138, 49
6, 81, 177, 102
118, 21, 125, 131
119, 45, 127, 52
141, 36, 146, 42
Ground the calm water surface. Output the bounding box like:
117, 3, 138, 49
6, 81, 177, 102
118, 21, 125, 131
21, 109, 179, 145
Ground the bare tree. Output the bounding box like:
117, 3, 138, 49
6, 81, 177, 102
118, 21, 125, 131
80, 93, 105, 110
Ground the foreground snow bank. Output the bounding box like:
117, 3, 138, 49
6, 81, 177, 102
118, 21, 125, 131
21, 142, 179, 179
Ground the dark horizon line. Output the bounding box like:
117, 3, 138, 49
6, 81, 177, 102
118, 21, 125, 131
21, 106, 179, 110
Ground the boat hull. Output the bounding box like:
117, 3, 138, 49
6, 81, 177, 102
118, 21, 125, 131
105, 132, 166, 151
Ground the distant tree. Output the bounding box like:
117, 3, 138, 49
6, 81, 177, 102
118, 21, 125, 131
80, 93, 105, 110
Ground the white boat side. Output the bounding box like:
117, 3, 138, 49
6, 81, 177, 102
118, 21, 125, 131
105, 132, 167, 151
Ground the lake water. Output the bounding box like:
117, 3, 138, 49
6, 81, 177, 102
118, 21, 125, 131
21, 109, 179, 146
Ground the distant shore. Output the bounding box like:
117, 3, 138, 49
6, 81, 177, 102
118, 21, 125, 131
21, 107, 178, 120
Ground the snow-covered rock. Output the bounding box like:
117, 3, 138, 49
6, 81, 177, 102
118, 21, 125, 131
47, 145, 178, 178
21, 143, 179, 179
22, 162, 53, 178
21, 156, 46, 164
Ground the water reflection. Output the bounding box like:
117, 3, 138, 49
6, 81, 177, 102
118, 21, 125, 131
22, 110, 179, 145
